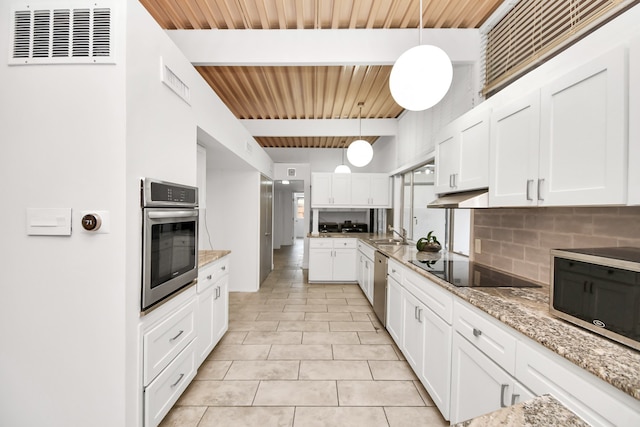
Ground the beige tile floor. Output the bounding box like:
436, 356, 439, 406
160, 239, 450, 427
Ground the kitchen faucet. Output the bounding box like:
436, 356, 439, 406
388, 225, 407, 243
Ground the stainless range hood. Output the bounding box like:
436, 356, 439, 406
427, 189, 489, 209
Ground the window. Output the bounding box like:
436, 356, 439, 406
400, 161, 470, 256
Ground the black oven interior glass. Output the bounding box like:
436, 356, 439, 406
142, 178, 198, 311
149, 217, 197, 289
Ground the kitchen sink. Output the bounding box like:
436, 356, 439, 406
370, 238, 409, 246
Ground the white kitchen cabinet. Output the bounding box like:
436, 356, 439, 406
516, 339, 640, 427
450, 332, 534, 424
538, 46, 627, 206
350, 173, 391, 207
401, 289, 426, 371
309, 238, 357, 282
311, 173, 351, 207
386, 274, 404, 344
196, 256, 229, 366
489, 91, 541, 207
435, 105, 491, 195
357, 241, 376, 304
629, 36, 640, 205
420, 303, 452, 419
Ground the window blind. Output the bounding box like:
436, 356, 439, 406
483, 0, 636, 96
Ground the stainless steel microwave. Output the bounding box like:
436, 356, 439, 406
141, 178, 198, 311
550, 247, 640, 351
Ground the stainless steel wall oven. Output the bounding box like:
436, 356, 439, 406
141, 178, 198, 311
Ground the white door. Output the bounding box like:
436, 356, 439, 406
293, 192, 305, 239
457, 107, 491, 192
386, 276, 404, 343
401, 290, 425, 374
369, 174, 390, 206
421, 306, 453, 420
434, 126, 459, 194
350, 173, 371, 206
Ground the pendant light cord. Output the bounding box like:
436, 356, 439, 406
419, 0, 423, 45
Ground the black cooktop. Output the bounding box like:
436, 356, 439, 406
409, 259, 541, 288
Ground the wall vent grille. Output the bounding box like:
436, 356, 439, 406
287, 168, 296, 177
161, 59, 191, 104
10, 3, 114, 65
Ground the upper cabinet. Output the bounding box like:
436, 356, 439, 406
435, 106, 491, 195
490, 47, 628, 207
311, 173, 351, 207
539, 46, 627, 206
311, 173, 390, 208
629, 37, 640, 205
489, 92, 541, 207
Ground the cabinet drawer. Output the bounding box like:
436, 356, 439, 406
310, 238, 334, 249
403, 267, 453, 325
143, 299, 197, 386
357, 240, 376, 260
144, 340, 197, 427
453, 300, 516, 375
334, 238, 357, 249
388, 259, 403, 284
197, 257, 229, 292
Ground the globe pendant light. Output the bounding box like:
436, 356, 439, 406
389, 0, 453, 111
347, 103, 373, 167
334, 147, 351, 173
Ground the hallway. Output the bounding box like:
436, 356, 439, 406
160, 239, 449, 426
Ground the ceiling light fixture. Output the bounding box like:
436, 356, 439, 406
334, 146, 352, 173
389, 0, 453, 111
347, 103, 373, 168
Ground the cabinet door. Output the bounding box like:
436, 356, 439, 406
196, 285, 216, 366
539, 47, 627, 206
350, 174, 371, 206
629, 36, 640, 205
364, 257, 374, 304
369, 174, 390, 207
331, 174, 351, 205
401, 290, 426, 374
450, 333, 515, 424
212, 275, 229, 346
489, 91, 541, 207
386, 276, 404, 344
457, 107, 490, 192
434, 125, 459, 194
422, 306, 452, 420
308, 248, 334, 282
333, 248, 357, 281
311, 173, 333, 206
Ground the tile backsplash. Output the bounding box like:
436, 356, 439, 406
472, 207, 640, 284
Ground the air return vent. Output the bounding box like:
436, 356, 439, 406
10, 2, 114, 65
287, 168, 296, 177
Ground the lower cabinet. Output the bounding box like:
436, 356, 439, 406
386, 274, 403, 344
450, 332, 534, 424
357, 241, 376, 304
309, 238, 357, 282
196, 274, 229, 366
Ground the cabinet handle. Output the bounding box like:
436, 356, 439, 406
417, 308, 422, 323
500, 384, 508, 407
169, 330, 184, 342
392, 269, 396, 274
207, 274, 212, 280
170, 373, 185, 388
537, 178, 545, 201
449, 174, 454, 188
472, 328, 482, 337
511, 393, 520, 405
526, 179, 534, 201
221, 266, 226, 271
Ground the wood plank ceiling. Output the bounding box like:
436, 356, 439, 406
139, 0, 503, 149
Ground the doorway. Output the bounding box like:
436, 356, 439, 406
260, 175, 273, 285
273, 180, 305, 249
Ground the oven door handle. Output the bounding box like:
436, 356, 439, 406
147, 210, 198, 219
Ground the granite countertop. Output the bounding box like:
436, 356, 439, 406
309, 233, 640, 401
453, 395, 589, 427
198, 249, 231, 268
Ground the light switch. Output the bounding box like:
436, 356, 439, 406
27, 208, 72, 236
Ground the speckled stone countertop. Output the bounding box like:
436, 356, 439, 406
309, 233, 640, 401
453, 395, 589, 427
198, 249, 231, 268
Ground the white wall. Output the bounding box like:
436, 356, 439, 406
0, 2, 128, 426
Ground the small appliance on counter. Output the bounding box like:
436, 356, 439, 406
550, 247, 640, 351
340, 220, 368, 233
318, 222, 340, 233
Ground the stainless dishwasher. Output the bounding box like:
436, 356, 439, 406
373, 251, 388, 325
